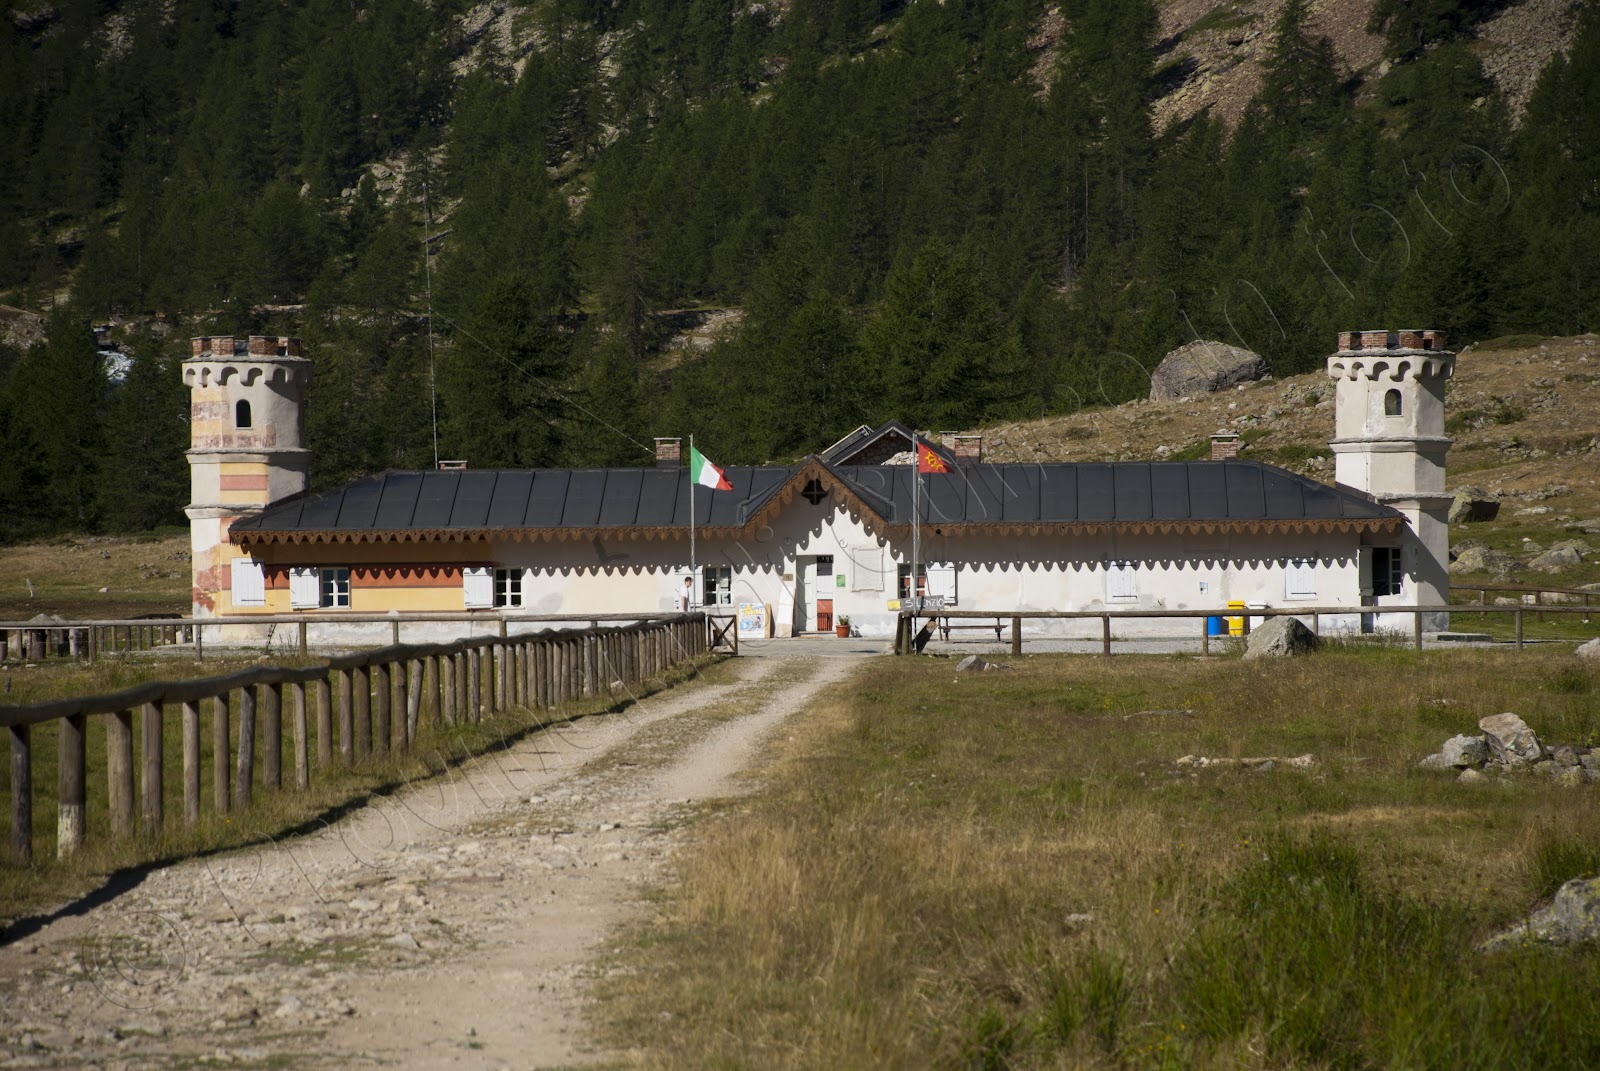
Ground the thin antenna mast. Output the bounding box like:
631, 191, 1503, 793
422, 176, 440, 469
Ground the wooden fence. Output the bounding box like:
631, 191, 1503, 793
898, 604, 1599, 657
0, 614, 711, 866
0, 611, 740, 664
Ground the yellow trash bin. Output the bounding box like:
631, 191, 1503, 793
1227, 600, 1247, 637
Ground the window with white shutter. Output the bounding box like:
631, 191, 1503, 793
925, 562, 957, 605
849, 546, 884, 591
231, 558, 266, 607
1285, 558, 1317, 600
1105, 560, 1136, 601
463, 566, 494, 609
289, 567, 320, 609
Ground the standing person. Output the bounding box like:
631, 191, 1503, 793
678, 575, 693, 612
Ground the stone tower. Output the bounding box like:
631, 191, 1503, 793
184, 336, 311, 616
1326, 329, 1455, 625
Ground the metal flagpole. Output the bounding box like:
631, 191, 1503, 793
911, 432, 921, 626
689, 435, 697, 608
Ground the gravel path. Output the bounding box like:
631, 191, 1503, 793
0, 653, 858, 1070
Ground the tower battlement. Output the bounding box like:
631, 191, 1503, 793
1336, 329, 1447, 354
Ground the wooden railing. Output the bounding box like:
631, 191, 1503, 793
1, 614, 713, 866
1449, 583, 1597, 623
897, 605, 1598, 657
0, 611, 736, 663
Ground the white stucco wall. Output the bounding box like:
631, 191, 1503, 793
482, 503, 1424, 639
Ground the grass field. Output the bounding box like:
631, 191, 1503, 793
598, 645, 1600, 1070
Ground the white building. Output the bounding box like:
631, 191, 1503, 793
192, 330, 1455, 639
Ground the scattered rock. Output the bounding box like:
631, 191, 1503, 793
1149, 340, 1269, 402
1449, 544, 1521, 577
1479, 713, 1544, 766
1448, 486, 1501, 524
1241, 616, 1321, 660
1457, 767, 1487, 784
1577, 638, 1600, 662
1442, 734, 1489, 768
1483, 877, 1600, 950
955, 655, 1012, 672
1529, 545, 1583, 572
385, 932, 421, 951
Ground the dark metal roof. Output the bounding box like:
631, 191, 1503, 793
823, 460, 1395, 525
819, 420, 955, 468
230, 458, 1400, 542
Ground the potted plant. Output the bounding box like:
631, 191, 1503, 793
835, 615, 851, 638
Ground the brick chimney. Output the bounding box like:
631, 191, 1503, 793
655, 438, 681, 468
1210, 432, 1240, 460
437, 460, 467, 470
951, 435, 982, 465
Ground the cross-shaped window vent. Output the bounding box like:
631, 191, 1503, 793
801, 478, 828, 505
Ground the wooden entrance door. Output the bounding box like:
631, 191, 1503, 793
817, 598, 834, 632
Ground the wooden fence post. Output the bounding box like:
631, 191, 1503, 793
1101, 615, 1111, 656
441, 653, 456, 725
496, 644, 509, 711
10, 725, 31, 865
140, 701, 163, 835
1201, 618, 1210, 657
108, 708, 135, 836
262, 683, 282, 791
1414, 610, 1424, 652
58, 713, 86, 858
353, 664, 371, 761
1011, 616, 1022, 656
338, 669, 354, 763
235, 686, 255, 809
372, 661, 391, 760
403, 659, 421, 749
291, 682, 309, 791
182, 701, 200, 826
314, 676, 332, 768
419, 655, 436, 733
213, 693, 230, 813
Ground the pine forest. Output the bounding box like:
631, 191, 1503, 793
2, 0, 1598, 539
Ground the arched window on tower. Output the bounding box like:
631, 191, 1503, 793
236, 399, 252, 429
1384, 389, 1402, 417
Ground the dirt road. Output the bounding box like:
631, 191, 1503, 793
0, 653, 857, 1070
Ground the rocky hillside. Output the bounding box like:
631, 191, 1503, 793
1149, 0, 1584, 129
976, 333, 1600, 589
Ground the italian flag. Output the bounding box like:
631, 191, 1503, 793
690, 445, 733, 491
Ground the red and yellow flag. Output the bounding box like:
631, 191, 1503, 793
916, 440, 949, 474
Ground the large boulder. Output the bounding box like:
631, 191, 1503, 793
1242, 616, 1321, 661
1149, 341, 1269, 402
1448, 486, 1501, 524
1479, 712, 1543, 766
1449, 545, 1521, 578
1530, 545, 1583, 572
1483, 877, 1600, 951
1577, 638, 1600, 662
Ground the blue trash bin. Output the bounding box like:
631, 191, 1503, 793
1206, 615, 1226, 636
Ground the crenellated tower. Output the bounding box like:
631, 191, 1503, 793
1326, 329, 1455, 624
184, 335, 311, 616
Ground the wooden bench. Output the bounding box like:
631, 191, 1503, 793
936, 616, 1007, 643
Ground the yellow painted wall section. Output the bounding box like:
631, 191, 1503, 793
239, 586, 467, 614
